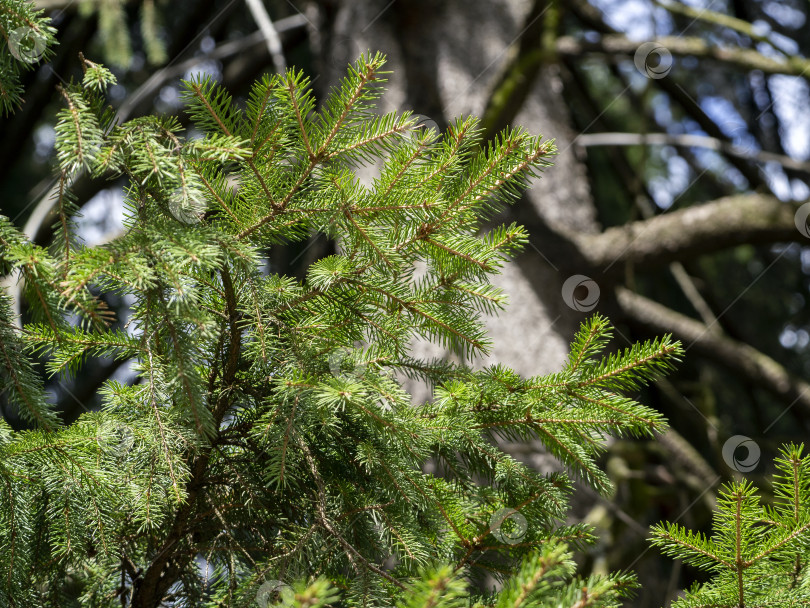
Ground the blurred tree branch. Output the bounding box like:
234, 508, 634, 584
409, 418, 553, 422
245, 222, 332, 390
566, 0, 770, 190
244, 0, 287, 74
555, 35, 810, 81
652, 0, 795, 58
615, 286, 810, 420
559, 58, 724, 330
480, 0, 556, 141
577, 132, 810, 174
575, 195, 804, 275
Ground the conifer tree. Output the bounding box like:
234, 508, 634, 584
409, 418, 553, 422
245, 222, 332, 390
0, 48, 689, 607
3, 3, 810, 607
651, 443, 810, 607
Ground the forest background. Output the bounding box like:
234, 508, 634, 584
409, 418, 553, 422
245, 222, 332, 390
2, 0, 810, 605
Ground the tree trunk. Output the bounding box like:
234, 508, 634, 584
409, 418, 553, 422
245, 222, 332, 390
322, 0, 598, 385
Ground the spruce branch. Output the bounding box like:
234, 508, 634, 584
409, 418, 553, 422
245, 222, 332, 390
0, 51, 687, 607
651, 444, 810, 607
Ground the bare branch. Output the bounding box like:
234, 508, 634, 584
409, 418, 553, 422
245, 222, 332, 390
576, 195, 804, 275
244, 0, 287, 74
116, 13, 306, 123
555, 34, 810, 81
668, 262, 720, 334
615, 287, 810, 418
652, 0, 792, 58
577, 132, 810, 174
